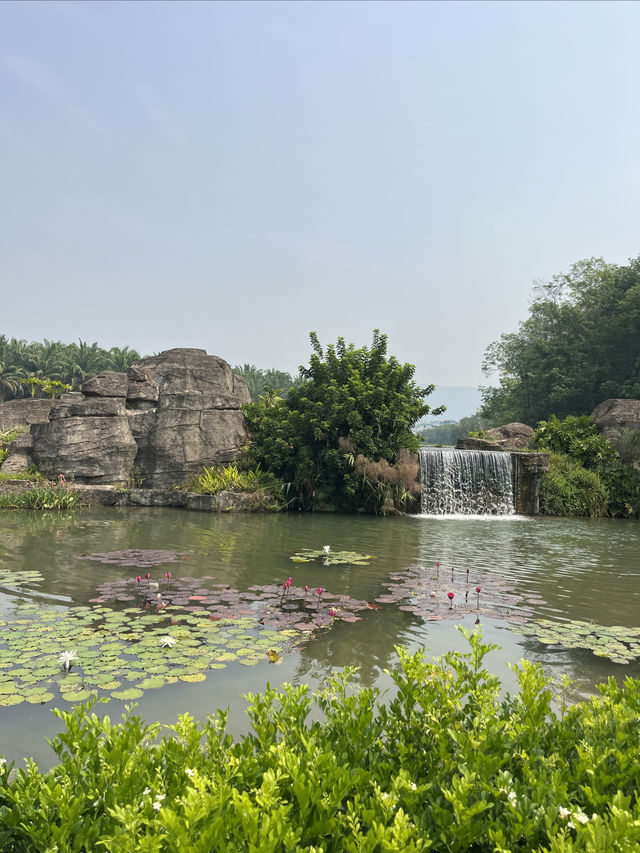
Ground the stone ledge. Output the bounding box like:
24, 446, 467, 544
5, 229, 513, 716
0, 481, 277, 512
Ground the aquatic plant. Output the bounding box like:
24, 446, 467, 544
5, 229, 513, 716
290, 548, 376, 566
0, 567, 370, 707
512, 619, 640, 664
376, 564, 546, 624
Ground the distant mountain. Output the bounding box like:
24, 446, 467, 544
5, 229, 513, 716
422, 386, 482, 423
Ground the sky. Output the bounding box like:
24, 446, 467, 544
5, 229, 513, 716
2, 1, 640, 391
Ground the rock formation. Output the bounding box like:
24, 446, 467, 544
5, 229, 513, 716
3, 349, 250, 487
591, 399, 640, 437
483, 422, 534, 450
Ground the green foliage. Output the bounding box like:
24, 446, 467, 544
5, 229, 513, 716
533, 416, 640, 518
244, 331, 442, 511
532, 415, 617, 470
539, 453, 610, 517
233, 364, 303, 400
0, 336, 142, 401
481, 256, 640, 424
0, 477, 80, 510
2, 631, 640, 851
183, 463, 282, 500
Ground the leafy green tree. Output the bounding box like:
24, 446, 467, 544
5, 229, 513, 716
481, 256, 640, 424
244, 330, 443, 511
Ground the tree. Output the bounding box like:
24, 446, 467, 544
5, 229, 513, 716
244, 331, 443, 511
481, 257, 640, 425
233, 364, 302, 400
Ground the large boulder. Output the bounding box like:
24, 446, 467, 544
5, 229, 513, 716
126, 349, 250, 487
483, 422, 534, 450
30, 409, 138, 484
591, 399, 640, 436
81, 371, 128, 398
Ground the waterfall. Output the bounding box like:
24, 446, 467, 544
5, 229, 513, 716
419, 448, 515, 515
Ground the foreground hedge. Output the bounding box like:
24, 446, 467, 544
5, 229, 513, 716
1, 631, 639, 851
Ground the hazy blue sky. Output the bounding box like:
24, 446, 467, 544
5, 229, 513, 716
2, 0, 639, 390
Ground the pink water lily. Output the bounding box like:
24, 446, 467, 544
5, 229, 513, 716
447, 591, 454, 609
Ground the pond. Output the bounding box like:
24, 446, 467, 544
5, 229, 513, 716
1, 507, 639, 768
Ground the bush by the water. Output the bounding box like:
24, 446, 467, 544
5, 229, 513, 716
1, 631, 639, 851
539, 453, 610, 517
533, 416, 640, 518
0, 478, 79, 510
182, 464, 282, 500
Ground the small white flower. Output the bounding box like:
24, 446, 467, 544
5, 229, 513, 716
142, 787, 151, 796
507, 790, 518, 806
574, 811, 589, 825
152, 800, 162, 811
558, 806, 571, 819
568, 821, 575, 829
322, 545, 331, 553
185, 768, 195, 777
160, 636, 176, 648
156, 794, 165, 802
58, 650, 78, 672
409, 782, 417, 791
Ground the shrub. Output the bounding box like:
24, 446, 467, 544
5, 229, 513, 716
532, 415, 617, 470
1, 631, 639, 851
182, 463, 282, 500
539, 453, 609, 517
0, 477, 80, 510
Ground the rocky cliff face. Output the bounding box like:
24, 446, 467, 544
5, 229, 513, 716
591, 399, 640, 436
7, 349, 250, 487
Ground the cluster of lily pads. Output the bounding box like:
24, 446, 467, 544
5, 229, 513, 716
375, 564, 547, 625
91, 574, 369, 630
0, 554, 371, 707
290, 546, 376, 567
512, 619, 640, 665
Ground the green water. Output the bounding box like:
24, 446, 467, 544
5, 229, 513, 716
1, 507, 639, 767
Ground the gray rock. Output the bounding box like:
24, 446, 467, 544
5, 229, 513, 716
30, 414, 137, 484
483, 422, 534, 450
126, 349, 250, 487
456, 437, 503, 451
0, 399, 62, 428
81, 371, 128, 398
0, 431, 33, 474
591, 399, 640, 435
49, 399, 126, 420
126, 366, 159, 403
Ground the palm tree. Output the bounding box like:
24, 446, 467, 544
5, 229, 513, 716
233, 364, 268, 400
0, 361, 26, 402
62, 340, 111, 388
108, 346, 142, 372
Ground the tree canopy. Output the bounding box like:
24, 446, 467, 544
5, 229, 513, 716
244, 330, 443, 512
0, 337, 142, 402
480, 257, 640, 425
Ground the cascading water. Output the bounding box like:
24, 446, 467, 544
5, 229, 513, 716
419, 448, 515, 515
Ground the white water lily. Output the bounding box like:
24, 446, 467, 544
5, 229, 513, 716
160, 635, 176, 648
322, 545, 331, 553
58, 650, 78, 672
